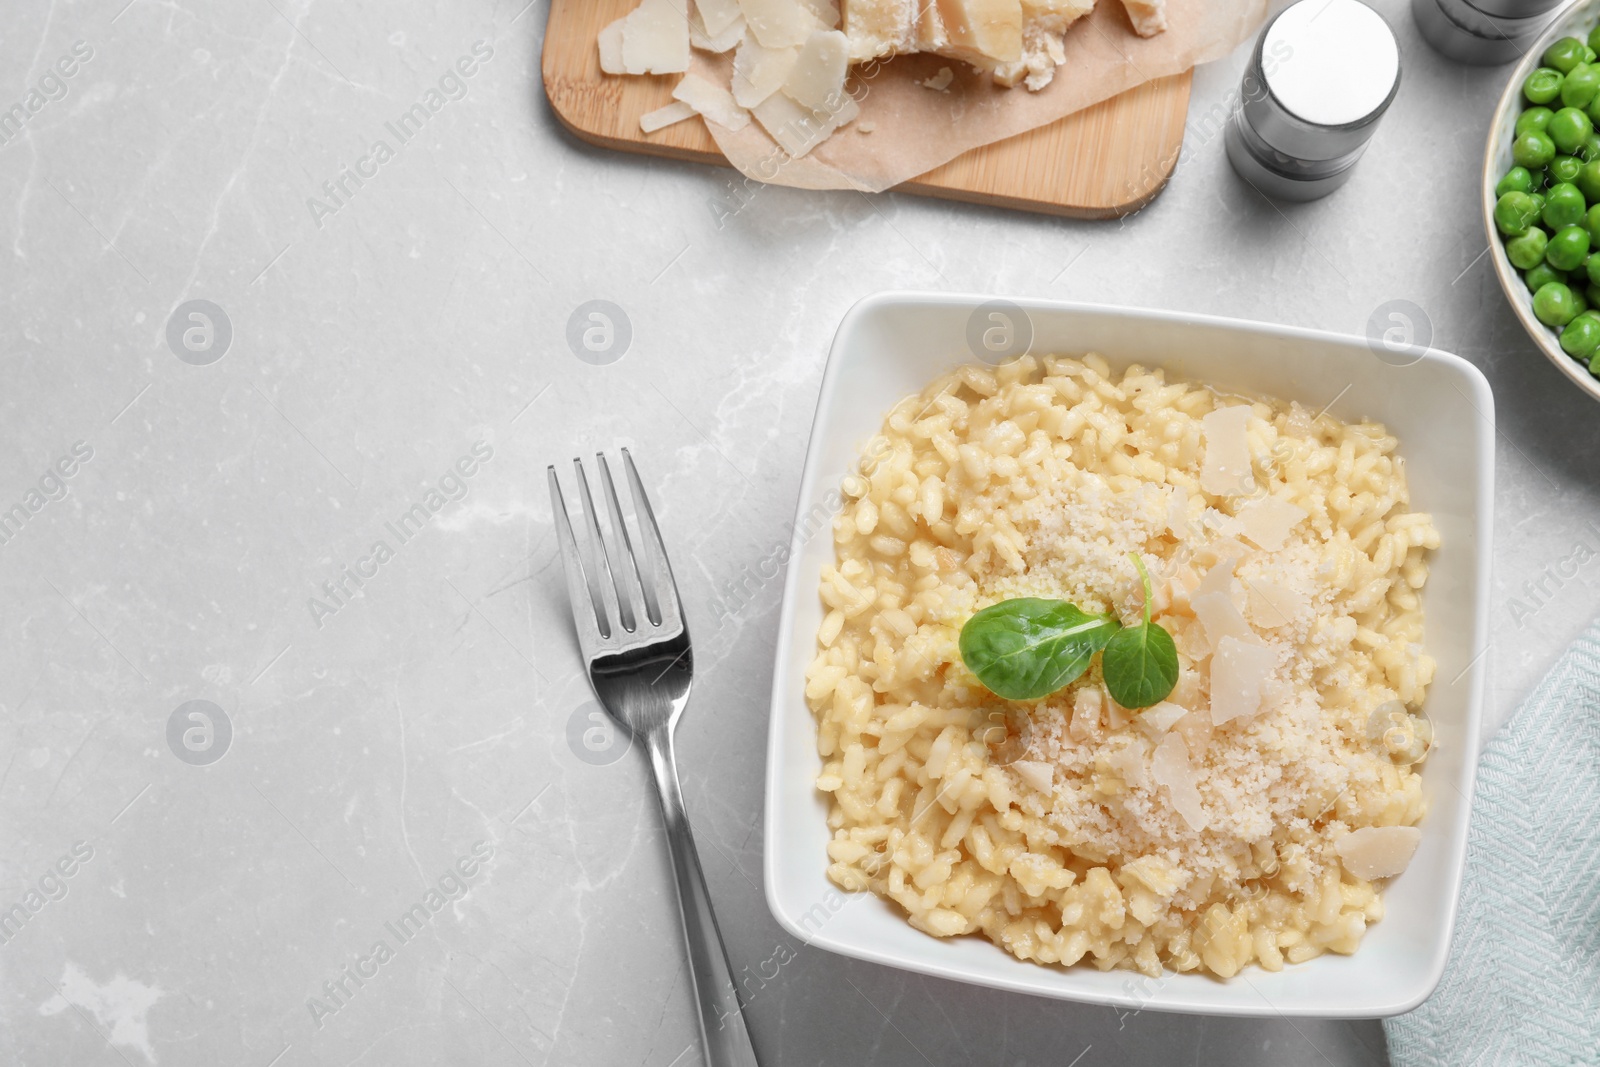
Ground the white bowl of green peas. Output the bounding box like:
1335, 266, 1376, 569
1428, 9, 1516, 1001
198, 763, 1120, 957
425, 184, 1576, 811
1486, 5, 1600, 401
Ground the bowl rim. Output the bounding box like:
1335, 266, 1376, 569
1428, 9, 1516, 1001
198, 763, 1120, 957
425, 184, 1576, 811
1483, 2, 1600, 404
762, 289, 1494, 1018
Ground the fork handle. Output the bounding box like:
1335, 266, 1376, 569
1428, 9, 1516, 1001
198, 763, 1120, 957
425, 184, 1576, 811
643, 730, 762, 1067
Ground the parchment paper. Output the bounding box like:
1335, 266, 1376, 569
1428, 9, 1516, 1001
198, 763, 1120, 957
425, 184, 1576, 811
697, 0, 1272, 193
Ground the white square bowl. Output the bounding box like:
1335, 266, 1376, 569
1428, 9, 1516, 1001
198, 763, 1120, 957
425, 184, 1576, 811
762, 292, 1494, 1018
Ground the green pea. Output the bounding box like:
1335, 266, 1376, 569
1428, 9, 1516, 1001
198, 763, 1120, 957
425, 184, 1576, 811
1532, 191, 1549, 217
1552, 155, 1583, 183
1589, 47, 1598, 63
1544, 182, 1587, 227
1587, 251, 1600, 284
1514, 130, 1558, 168
1517, 106, 1555, 135
1585, 204, 1600, 243
1561, 313, 1600, 358
1543, 183, 1587, 229
1535, 281, 1579, 326
1526, 67, 1566, 105
1495, 191, 1539, 234
1508, 227, 1549, 269
1527, 262, 1567, 292
1550, 224, 1593, 270
1497, 166, 1536, 196
1551, 108, 1594, 154
1577, 159, 1600, 201
1546, 37, 1588, 73
1589, 25, 1600, 52
1565, 65, 1600, 109
1582, 132, 1600, 162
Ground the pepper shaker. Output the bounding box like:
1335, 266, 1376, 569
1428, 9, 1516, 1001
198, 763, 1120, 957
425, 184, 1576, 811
1412, 0, 1564, 66
1225, 0, 1401, 202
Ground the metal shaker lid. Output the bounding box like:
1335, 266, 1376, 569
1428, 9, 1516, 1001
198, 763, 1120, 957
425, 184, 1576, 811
1241, 0, 1401, 161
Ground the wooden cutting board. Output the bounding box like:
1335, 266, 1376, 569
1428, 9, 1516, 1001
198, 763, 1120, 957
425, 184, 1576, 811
541, 2, 1192, 219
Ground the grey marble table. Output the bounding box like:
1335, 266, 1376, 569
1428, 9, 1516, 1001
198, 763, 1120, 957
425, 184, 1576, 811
0, 1, 1592, 1064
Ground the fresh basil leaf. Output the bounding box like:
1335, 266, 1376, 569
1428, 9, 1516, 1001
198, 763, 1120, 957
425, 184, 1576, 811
959, 597, 1119, 701
1102, 621, 1180, 709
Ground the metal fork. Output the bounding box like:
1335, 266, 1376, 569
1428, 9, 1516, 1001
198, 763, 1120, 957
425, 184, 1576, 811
547, 449, 761, 1067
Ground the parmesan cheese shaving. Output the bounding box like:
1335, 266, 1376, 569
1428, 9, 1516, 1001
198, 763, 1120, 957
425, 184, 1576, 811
1151, 732, 1206, 831
1210, 635, 1277, 725
751, 88, 858, 156
783, 29, 851, 112
1138, 700, 1188, 737
798, 0, 842, 26
922, 66, 955, 90
1201, 405, 1255, 497
1104, 739, 1149, 788
739, 0, 816, 47
621, 0, 692, 74
1236, 495, 1308, 552
1336, 826, 1422, 880
1011, 758, 1054, 794
697, 0, 746, 35
691, 9, 748, 51
1193, 590, 1255, 652
598, 18, 627, 74
1244, 576, 1308, 630
732, 34, 802, 108
639, 100, 697, 132
672, 71, 753, 130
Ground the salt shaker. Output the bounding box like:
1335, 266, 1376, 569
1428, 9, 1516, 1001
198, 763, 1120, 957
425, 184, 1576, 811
1412, 0, 1564, 66
1225, 0, 1401, 202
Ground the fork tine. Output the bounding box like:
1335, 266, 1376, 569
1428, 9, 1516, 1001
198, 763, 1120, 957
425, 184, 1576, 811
573, 457, 636, 634
546, 466, 609, 645
622, 448, 685, 636
598, 453, 661, 626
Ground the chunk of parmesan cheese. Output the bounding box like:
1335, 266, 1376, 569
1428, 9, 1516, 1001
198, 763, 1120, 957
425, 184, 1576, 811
673, 71, 752, 130
739, 0, 816, 47
841, 0, 915, 59
1210, 636, 1276, 725
783, 29, 850, 112
1336, 825, 1422, 880
732, 34, 802, 107
1011, 759, 1053, 794
937, 0, 1024, 66
1236, 495, 1308, 552
1119, 0, 1168, 36
922, 65, 955, 90
1201, 405, 1255, 497
622, 0, 692, 74
1151, 732, 1206, 831
640, 100, 697, 132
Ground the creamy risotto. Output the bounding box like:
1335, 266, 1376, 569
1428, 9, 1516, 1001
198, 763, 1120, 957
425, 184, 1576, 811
805, 353, 1437, 978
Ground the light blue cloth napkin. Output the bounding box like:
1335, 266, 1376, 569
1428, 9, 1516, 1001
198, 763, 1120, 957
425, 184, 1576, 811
1384, 623, 1600, 1067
